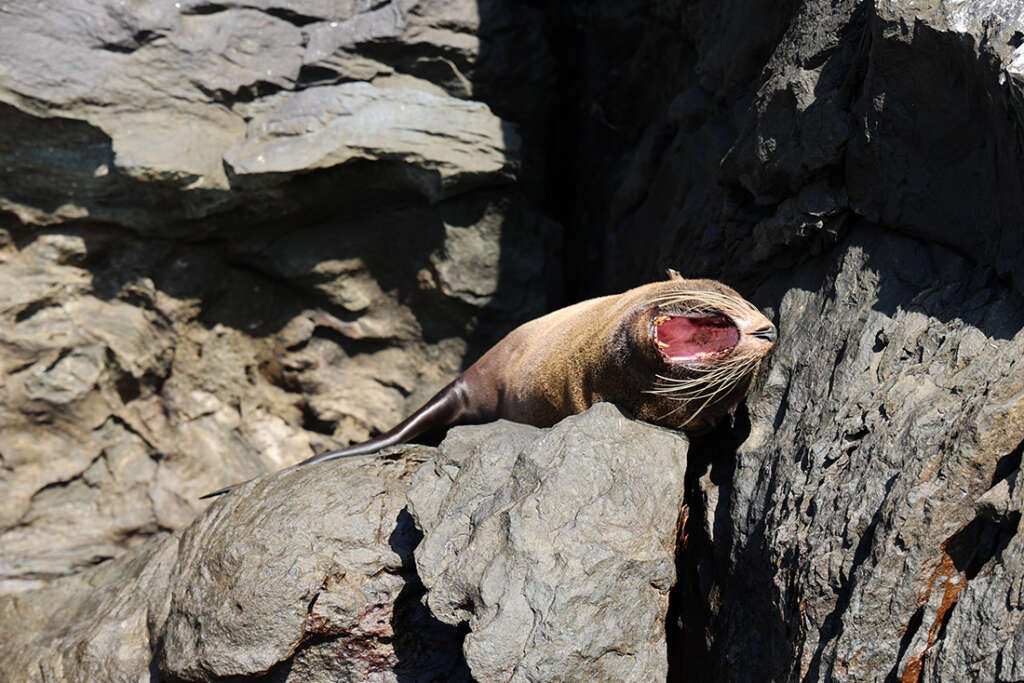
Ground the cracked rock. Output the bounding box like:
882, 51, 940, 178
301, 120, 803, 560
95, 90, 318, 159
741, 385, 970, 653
0, 0, 553, 594
409, 403, 689, 682
225, 82, 517, 202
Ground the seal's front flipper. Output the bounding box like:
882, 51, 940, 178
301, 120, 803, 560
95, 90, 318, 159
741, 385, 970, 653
199, 481, 246, 500
197, 379, 468, 500
289, 379, 467, 470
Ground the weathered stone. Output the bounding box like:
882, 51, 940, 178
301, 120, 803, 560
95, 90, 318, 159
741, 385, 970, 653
0, 449, 471, 682
0, 407, 688, 682
225, 82, 516, 202
156, 450, 464, 681
0, 533, 179, 682
536, 0, 1024, 680
409, 403, 688, 682
0, 0, 526, 230
0, 0, 554, 592
718, 230, 1024, 681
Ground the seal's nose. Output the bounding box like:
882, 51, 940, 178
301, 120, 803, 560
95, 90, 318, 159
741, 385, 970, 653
752, 325, 777, 343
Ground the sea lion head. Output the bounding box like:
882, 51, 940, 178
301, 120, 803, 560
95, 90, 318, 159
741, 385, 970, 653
622, 270, 776, 433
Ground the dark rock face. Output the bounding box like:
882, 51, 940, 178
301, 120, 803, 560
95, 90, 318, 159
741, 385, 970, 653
718, 236, 1024, 680
3, 0, 1024, 681
545, 1, 1024, 680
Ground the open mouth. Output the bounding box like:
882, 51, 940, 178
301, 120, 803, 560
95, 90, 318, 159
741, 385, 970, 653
653, 314, 739, 364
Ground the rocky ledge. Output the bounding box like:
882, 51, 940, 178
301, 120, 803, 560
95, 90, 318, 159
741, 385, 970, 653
0, 404, 688, 682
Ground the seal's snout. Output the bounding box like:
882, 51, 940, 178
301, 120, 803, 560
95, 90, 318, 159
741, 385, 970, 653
751, 324, 777, 343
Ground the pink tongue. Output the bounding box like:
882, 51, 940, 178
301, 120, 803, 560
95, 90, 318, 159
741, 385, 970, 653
656, 316, 738, 362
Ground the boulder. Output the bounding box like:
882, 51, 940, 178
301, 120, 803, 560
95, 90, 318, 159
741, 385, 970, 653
0, 448, 471, 682
0, 406, 685, 682
409, 403, 688, 682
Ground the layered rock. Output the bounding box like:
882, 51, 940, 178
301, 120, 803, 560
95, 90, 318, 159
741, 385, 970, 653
0, 0, 548, 227
551, 1, 1024, 679
0, 0, 554, 591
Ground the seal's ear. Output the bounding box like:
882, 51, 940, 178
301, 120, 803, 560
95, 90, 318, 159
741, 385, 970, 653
666, 268, 684, 281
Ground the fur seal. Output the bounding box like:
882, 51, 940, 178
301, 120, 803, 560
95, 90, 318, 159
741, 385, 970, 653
201, 272, 775, 498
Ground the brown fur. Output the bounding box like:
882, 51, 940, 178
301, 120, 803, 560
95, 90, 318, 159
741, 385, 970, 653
459, 274, 776, 433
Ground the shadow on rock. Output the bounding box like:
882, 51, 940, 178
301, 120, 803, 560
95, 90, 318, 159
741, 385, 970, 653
389, 507, 473, 683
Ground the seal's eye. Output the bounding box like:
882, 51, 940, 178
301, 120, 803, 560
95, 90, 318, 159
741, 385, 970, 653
654, 315, 738, 363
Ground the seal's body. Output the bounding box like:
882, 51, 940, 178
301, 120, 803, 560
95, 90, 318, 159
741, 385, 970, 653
458, 273, 775, 431
201, 273, 775, 498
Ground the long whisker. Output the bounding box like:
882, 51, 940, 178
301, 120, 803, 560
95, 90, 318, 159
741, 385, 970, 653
647, 355, 756, 394
649, 353, 760, 424
652, 368, 753, 405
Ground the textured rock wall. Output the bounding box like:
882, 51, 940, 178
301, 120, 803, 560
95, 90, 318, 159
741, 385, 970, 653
0, 0, 555, 591
3, 0, 1024, 681
0, 407, 685, 682
409, 404, 687, 682
545, 1, 1024, 680
0, 446, 470, 682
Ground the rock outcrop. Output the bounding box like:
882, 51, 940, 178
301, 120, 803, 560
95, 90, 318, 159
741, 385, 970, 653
549, 1, 1024, 680
0, 447, 467, 682
410, 403, 687, 682
2, 0, 1024, 681
0, 406, 685, 682
0, 0, 554, 592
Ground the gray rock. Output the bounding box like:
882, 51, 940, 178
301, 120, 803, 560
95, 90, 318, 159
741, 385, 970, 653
0, 407, 686, 681
409, 403, 689, 682
156, 449, 462, 681
0, 449, 471, 682
921, 468, 1024, 681
719, 231, 1024, 681
225, 82, 517, 202
0, 0, 522, 228
543, 0, 1024, 679
0, 533, 179, 682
